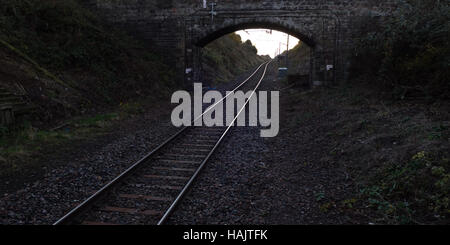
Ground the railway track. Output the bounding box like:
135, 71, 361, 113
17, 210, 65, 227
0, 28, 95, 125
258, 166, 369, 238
53, 61, 271, 225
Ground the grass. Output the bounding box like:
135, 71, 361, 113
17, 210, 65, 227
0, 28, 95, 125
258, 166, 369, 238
360, 152, 449, 224
74, 113, 119, 128
333, 86, 450, 224
0, 100, 147, 177
284, 83, 449, 224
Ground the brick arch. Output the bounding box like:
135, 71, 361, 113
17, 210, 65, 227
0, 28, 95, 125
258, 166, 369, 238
185, 15, 331, 86
81, 0, 399, 86
183, 10, 344, 86
194, 20, 316, 48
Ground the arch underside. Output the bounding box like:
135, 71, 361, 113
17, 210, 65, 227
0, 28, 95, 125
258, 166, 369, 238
195, 21, 316, 48
187, 17, 339, 85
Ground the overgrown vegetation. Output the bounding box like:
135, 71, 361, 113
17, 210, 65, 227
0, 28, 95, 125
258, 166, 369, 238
0, 0, 179, 180
0, 0, 169, 74
338, 85, 450, 224
0, 99, 149, 178
0, 1, 273, 184
277, 41, 312, 88
350, 0, 449, 100
360, 151, 449, 224
283, 83, 449, 224
202, 33, 268, 84
282, 41, 311, 76
0, 0, 175, 118
346, 0, 450, 224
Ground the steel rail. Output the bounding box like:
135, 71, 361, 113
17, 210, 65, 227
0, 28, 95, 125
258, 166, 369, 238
157, 61, 271, 225
52, 61, 270, 225
192, 61, 267, 124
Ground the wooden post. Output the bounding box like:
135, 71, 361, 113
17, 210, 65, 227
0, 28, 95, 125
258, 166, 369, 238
0, 105, 14, 126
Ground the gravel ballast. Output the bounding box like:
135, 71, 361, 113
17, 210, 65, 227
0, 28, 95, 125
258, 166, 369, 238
1, 63, 369, 225
167, 65, 366, 224
0, 64, 265, 225
0, 103, 178, 224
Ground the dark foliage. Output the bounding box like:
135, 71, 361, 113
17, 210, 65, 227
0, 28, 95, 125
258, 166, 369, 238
350, 0, 449, 100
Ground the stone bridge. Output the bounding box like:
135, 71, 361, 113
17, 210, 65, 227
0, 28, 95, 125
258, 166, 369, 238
82, 0, 400, 86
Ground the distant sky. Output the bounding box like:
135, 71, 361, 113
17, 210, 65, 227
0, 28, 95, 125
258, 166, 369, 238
236, 29, 300, 58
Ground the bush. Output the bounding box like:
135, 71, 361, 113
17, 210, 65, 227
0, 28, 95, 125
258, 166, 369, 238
243, 39, 258, 54
0, 0, 151, 75
351, 0, 450, 100
0, 0, 174, 106
361, 151, 449, 224
202, 33, 264, 84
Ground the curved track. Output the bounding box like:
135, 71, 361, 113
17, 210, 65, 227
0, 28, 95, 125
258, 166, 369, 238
53, 61, 271, 225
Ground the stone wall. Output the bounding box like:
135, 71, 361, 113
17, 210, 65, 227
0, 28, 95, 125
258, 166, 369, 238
82, 0, 402, 86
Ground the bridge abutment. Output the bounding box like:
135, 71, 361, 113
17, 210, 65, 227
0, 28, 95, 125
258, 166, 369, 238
83, 0, 399, 87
